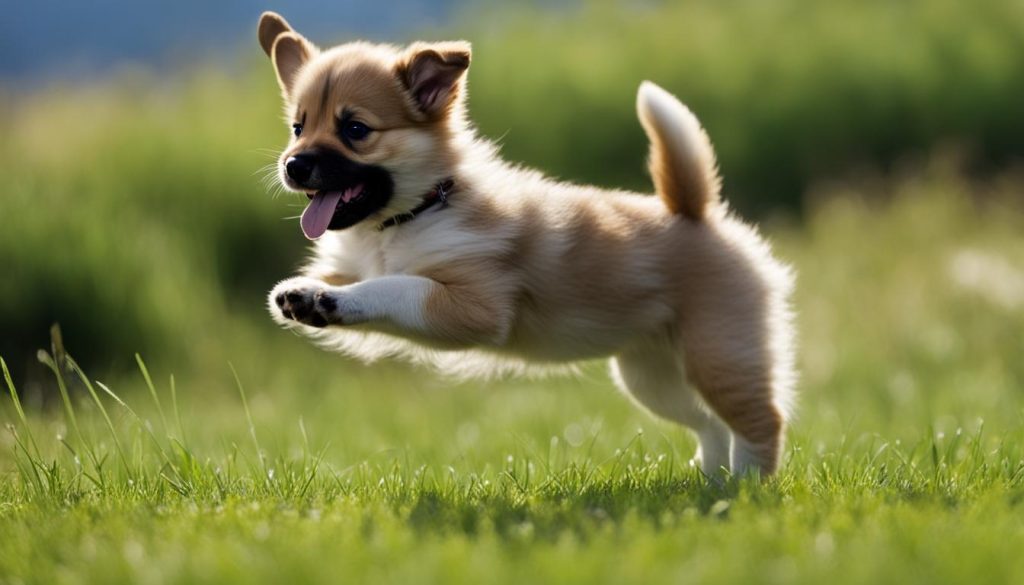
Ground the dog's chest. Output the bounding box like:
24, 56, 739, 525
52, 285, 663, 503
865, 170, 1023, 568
322, 226, 441, 279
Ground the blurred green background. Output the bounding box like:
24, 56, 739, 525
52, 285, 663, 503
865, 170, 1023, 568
1, 0, 1023, 388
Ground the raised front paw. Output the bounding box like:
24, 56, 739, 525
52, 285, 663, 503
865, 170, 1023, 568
268, 277, 339, 328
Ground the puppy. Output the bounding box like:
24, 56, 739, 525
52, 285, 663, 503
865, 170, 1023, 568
258, 12, 796, 476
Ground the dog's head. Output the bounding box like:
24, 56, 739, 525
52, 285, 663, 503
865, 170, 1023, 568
258, 12, 471, 239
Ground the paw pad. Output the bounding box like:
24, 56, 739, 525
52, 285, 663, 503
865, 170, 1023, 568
273, 285, 332, 328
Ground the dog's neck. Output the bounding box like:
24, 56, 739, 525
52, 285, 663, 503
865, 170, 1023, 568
376, 178, 455, 231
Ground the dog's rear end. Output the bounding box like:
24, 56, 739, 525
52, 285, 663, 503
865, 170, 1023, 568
613, 82, 796, 476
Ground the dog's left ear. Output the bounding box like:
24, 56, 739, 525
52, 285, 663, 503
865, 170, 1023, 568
397, 41, 472, 119
258, 12, 293, 57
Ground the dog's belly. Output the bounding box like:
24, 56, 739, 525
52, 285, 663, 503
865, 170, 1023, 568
501, 335, 627, 362
501, 302, 673, 362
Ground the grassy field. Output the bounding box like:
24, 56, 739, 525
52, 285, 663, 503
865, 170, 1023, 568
3, 0, 1024, 581
3, 168, 1024, 584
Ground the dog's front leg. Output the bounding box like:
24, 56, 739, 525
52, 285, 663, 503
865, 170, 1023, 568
269, 275, 510, 347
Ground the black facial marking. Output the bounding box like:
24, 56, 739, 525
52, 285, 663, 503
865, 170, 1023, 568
291, 147, 395, 231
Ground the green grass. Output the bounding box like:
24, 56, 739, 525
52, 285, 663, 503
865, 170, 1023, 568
3, 168, 1024, 583
3, 0, 1024, 579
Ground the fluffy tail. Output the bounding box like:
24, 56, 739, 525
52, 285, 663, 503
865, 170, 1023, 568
636, 81, 721, 221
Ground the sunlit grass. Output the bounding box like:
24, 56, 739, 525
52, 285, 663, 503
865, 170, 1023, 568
3, 344, 1024, 583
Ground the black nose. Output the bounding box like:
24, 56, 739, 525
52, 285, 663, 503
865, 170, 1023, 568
286, 155, 315, 185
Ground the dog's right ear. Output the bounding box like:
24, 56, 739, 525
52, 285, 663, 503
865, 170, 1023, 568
258, 12, 316, 97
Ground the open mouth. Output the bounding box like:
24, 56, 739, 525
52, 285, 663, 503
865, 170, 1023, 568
299, 184, 366, 240
285, 150, 394, 238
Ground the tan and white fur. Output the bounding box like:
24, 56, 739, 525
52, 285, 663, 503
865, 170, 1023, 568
259, 12, 796, 476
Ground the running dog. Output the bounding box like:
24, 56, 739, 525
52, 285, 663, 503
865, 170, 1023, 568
259, 12, 796, 476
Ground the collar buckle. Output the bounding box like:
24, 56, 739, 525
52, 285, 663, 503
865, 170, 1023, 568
436, 180, 451, 207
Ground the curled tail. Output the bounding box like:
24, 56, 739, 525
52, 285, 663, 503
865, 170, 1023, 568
636, 81, 721, 221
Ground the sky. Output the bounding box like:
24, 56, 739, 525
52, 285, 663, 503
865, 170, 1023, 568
0, 0, 460, 81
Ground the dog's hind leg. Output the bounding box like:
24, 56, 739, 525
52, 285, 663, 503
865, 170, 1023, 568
679, 318, 788, 477
611, 336, 732, 478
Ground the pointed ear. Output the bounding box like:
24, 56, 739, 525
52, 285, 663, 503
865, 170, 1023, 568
271, 33, 315, 97
397, 41, 472, 118
257, 11, 293, 57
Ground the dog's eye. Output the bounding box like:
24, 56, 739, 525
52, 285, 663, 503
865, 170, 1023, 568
342, 121, 372, 141
292, 123, 303, 137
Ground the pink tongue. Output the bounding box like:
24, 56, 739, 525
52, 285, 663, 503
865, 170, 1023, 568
300, 185, 362, 240
300, 191, 343, 240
